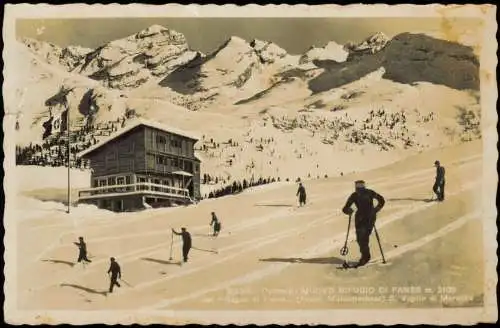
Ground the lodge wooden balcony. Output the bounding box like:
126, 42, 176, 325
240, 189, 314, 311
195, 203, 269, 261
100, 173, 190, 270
78, 182, 190, 200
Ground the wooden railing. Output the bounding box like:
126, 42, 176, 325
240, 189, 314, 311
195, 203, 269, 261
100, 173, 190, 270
78, 182, 189, 199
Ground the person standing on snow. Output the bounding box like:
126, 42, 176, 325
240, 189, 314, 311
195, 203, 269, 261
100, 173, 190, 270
433, 160, 445, 201
210, 212, 222, 237
107, 257, 121, 293
342, 180, 385, 267
74, 236, 92, 264
297, 182, 307, 207
172, 227, 192, 263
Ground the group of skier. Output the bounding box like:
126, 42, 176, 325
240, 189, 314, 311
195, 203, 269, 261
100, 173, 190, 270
72, 211, 222, 293
295, 160, 445, 267
71, 159, 445, 293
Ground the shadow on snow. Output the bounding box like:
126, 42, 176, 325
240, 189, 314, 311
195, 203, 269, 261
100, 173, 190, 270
141, 257, 182, 266
387, 198, 435, 202
60, 283, 108, 297
42, 259, 75, 267
260, 257, 345, 265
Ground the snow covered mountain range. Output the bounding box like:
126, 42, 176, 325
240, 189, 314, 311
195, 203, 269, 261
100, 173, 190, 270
11, 24, 481, 181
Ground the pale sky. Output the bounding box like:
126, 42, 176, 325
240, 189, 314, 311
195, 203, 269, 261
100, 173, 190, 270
16, 17, 481, 55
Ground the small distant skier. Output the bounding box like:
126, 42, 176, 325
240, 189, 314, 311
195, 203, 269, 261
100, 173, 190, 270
433, 160, 445, 201
172, 227, 192, 263
342, 180, 385, 267
107, 257, 121, 293
296, 182, 307, 207
74, 236, 92, 264
210, 212, 222, 237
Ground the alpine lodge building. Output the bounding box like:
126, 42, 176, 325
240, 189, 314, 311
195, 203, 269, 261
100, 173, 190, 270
77, 119, 201, 212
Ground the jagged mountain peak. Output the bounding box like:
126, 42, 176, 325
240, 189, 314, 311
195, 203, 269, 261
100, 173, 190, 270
209, 36, 254, 60
21, 37, 93, 72
365, 31, 390, 43
300, 40, 348, 64
136, 24, 169, 37
22, 37, 61, 52
132, 24, 187, 44
227, 35, 248, 43
250, 38, 287, 53
220, 36, 251, 50
250, 39, 289, 64
347, 31, 390, 55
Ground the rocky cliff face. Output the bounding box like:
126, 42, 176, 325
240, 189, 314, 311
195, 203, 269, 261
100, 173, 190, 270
158, 35, 300, 111
23, 25, 201, 90
309, 32, 479, 93
345, 32, 390, 57
76, 25, 199, 89
23, 27, 479, 97
381, 32, 479, 90
22, 38, 93, 71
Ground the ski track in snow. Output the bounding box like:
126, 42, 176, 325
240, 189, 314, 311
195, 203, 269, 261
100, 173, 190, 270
21, 156, 481, 303
24, 206, 328, 294
145, 182, 479, 310
122, 180, 478, 306
27, 164, 459, 294
374, 211, 478, 262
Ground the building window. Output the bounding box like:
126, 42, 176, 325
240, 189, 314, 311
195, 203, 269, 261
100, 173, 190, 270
185, 161, 193, 172
156, 135, 166, 144
108, 177, 116, 186
106, 150, 117, 161
171, 138, 180, 148
147, 154, 155, 168
173, 158, 178, 167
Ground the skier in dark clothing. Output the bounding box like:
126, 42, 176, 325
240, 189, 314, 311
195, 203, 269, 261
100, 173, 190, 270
342, 180, 385, 267
172, 227, 192, 263
107, 257, 121, 293
210, 212, 222, 237
297, 182, 307, 206
74, 237, 92, 264
433, 160, 445, 201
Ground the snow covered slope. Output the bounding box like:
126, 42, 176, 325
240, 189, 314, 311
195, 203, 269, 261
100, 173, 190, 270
12, 140, 485, 315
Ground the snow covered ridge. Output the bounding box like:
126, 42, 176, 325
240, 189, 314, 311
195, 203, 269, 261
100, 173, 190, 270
345, 31, 390, 55
21, 27, 479, 95
22, 37, 93, 71
300, 41, 349, 64
309, 32, 479, 93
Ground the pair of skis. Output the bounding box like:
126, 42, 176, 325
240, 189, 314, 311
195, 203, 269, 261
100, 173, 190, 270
339, 213, 386, 269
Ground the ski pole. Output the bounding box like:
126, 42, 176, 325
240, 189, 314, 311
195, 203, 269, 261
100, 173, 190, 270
120, 277, 133, 287
169, 231, 174, 260
192, 246, 218, 254
340, 213, 352, 256
373, 225, 386, 264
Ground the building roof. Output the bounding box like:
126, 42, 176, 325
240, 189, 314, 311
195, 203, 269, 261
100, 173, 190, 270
77, 118, 200, 158
173, 170, 193, 177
